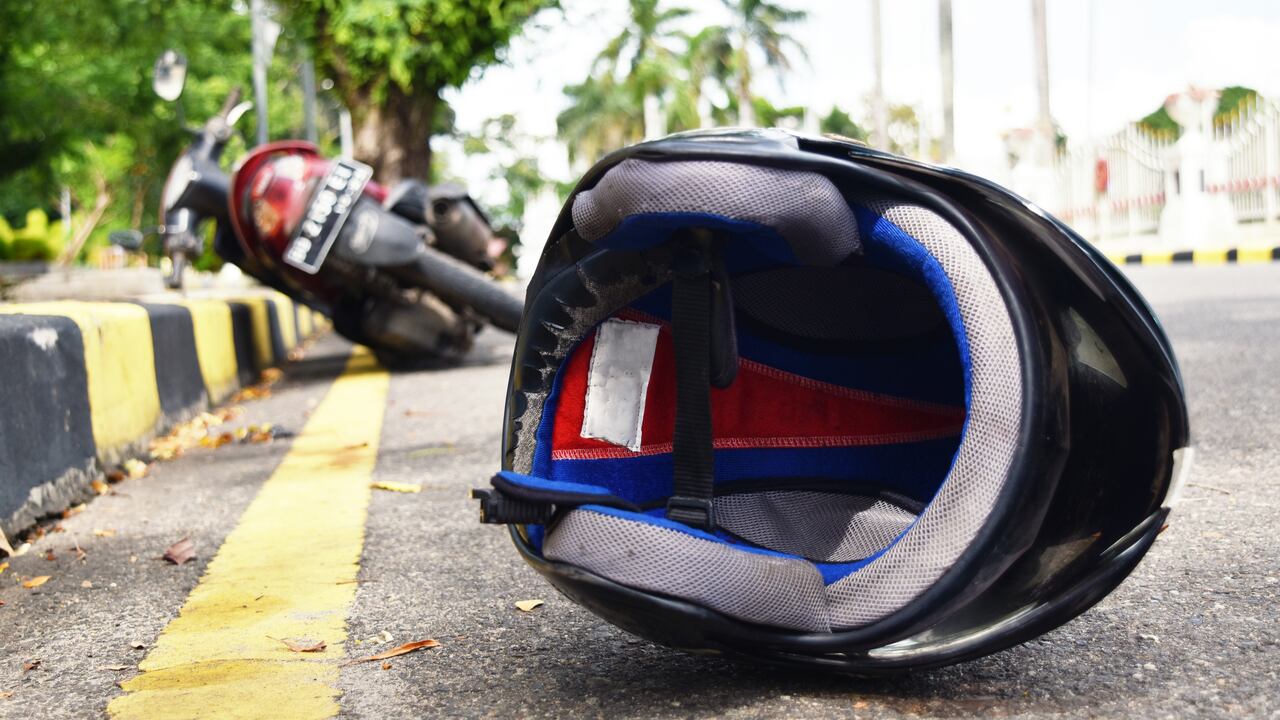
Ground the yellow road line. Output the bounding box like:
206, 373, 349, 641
109, 349, 389, 720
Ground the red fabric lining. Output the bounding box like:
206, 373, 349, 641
549, 317, 965, 461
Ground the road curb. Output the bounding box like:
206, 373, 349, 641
1104, 246, 1280, 266
0, 292, 328, 540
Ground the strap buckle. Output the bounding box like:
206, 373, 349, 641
665, 496, 714, 530
470, 487, 554, 525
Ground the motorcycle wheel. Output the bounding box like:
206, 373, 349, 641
412, 245, 524, 333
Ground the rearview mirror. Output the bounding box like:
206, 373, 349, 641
109, 229, 145, 251
153, 50, 188, 102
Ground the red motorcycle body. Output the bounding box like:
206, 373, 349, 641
227, 142, 388, 305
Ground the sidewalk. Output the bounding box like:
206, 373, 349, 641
0, 291, 326, 541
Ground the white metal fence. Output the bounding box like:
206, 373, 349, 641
1050, 94, 1280, 243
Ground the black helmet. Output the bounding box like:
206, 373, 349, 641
474, 129, 1190, 673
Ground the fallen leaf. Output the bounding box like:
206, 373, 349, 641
380, 662, 392, 670
62, 504, 86, 519
98, 665, 128, 672
106, 469, 127, 482
0, 562, 8, 575
22, 576, 51, 589
50, 524, 66, 533
93, 528, 117, 538
162, 538, 195, 565
280, 638, 326, 653
345, 639, 439, 665
0, 690, 11, 699
44, 549, 57, 561
515, 599, 544, 612
91, 479, 110, 495
22, 660, 40, 673
370, 481, 421, 493
407, 443, 456, 459
129, 641, 146, 650
123, 459, 149, 478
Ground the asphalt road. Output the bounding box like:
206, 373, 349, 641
2, 264, 1278, 719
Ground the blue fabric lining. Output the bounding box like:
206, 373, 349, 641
595, 212, 799, 271
630, 286, 965, 405
522, 205, 977, 585
496, 470, 611, 496
548, 439, 960, 506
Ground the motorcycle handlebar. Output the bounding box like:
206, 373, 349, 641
218, 87, 243, 119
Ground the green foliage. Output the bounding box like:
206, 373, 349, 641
0, 0, 334, 264
752, 97, 803, 128
462, 113, 553, 266
1139, 86, 1259, 138
288, 0, 553, 102
819, 107, 868, 142
557, 0, 808, 164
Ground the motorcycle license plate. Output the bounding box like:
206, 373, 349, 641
283, 158, 373, 274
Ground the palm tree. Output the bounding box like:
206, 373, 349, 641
719, 0, 807, 127
556, 74, 644, 170
594, 0, 692, 138
674, 25, 734, 128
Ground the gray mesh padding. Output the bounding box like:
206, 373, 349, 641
544, 508, 833, 632
571, 159, 860, 266
714, 491, 916, 563
733, 266, 945, 341
538, 191, 1023, 633
824, 198, 1023, 628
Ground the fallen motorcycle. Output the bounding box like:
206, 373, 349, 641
114, 51, 523, 366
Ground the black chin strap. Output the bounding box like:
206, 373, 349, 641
665, 230, 735, 530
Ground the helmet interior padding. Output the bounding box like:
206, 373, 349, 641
507, 158, 1024, 633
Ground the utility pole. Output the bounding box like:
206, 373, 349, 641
1031, 0, 1053, 164
871, 0, 888, 150
939, 0, 955, 163
250, 0, 279, 147
300, 49, 318, 144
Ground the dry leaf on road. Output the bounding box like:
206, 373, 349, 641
345, 639, 439, 665
22, 660, 40, 673
515, 599, 544, 612
0, 562, 8, 575
123, 459, 149, 479
277, 637, 327, 653
93, 529, 116, 538
162, 538, 195, 565
91, 479, 110, 495
0, 690, 12, 699
370, 481, 421, 493
22, 576, 50, 589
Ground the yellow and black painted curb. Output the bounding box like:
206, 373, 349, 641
0, 293, 327, 538
1104, 246, 1280, 266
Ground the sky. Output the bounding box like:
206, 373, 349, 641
435, 0, 1280, 270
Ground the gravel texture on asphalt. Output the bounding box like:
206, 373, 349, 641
2, 265, 1278, 718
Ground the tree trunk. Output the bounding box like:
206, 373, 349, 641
735, 33, 755, 127
352, 85, 438, 185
